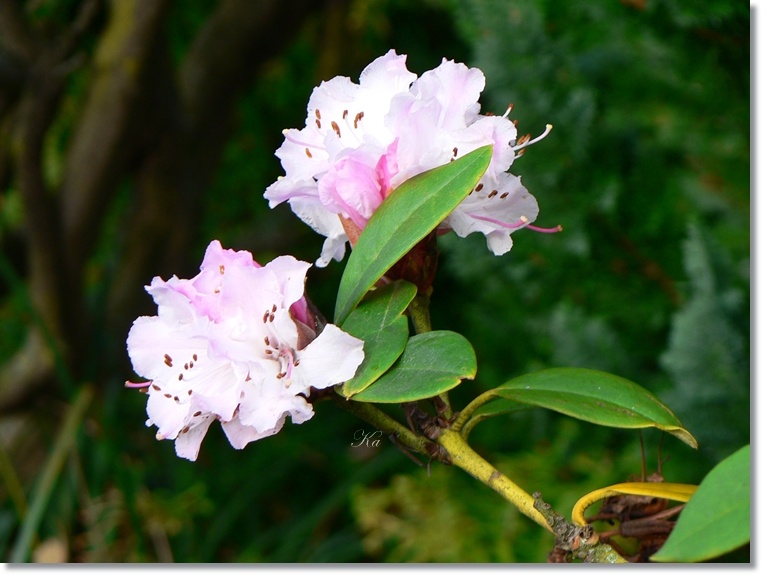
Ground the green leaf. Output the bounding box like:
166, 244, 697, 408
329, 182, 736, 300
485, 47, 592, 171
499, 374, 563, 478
340, 281, 417, 398
349, 331, 477, 403
489, 368, 698, 449
651, 445, 750, 563
334, 145, 492, 325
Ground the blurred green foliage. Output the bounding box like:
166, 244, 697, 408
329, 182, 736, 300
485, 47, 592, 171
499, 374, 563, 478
0, 0, 749, 563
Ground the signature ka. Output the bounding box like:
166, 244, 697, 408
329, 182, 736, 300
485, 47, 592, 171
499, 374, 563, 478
351, 429, 382, 448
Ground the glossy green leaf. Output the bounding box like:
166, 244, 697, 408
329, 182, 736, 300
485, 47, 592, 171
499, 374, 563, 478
651, 445, 750, 563
490, 368, 698, 448
349, 331, 476, 403
334, 145, 492, 325
340, 281, 417, 397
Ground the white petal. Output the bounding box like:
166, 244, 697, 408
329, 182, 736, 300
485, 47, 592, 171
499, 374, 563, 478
146, 390, 191, 440
221, 415, 284, 450
263, 256, 311, 310
174, 415, 214, 461
288, 197, 348, 266
291, 324, 364, 391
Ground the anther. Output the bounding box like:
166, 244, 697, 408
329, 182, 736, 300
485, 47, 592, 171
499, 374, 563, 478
500, 192, 509, 199
152, 384, 161, 391
475, 183, 483, 192
265, 349, 273, 355
164, 354, 173, 367
294, 359, 300, 366
164, 393, 172, 398
502, 103, 514, 118
272, 304, 277, 313
331, 121, 341, 137
181, 426, 190, 434
354, 112, 364, 129
453, 147, 458, 157
190, 361, 194, 368
315, 109, 321, 120
174, 396, 179, 402
269, 314, 274, 323
263, 310, 269, 323
194, 411, 202, 417
305, 148, 313, 158
187, 390, 192, 395
184, 363, 189, 370
342, 110, 348, 119
193, 354, 197, 361
512, 119, 518, 126
488, 190, 498, 198
315, 119, 321, 129
178, 373, 183, 381
276, 373, 285, 379
219, 264, 225, 275
264, 336, 270, 346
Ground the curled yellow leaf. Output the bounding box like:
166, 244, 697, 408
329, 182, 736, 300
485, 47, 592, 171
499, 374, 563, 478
572, 482, 699, 526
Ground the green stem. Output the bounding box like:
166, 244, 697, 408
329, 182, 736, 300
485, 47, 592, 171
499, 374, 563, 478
435, 428, 551, 531
451, 389, 497, 433
331, 393, 430, 455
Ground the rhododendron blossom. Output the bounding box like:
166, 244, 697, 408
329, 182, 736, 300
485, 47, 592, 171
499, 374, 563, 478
264, 49, 554, 267
126, 240, 364, 461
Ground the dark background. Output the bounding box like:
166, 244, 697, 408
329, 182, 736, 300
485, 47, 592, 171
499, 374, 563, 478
0, 0, 749, 562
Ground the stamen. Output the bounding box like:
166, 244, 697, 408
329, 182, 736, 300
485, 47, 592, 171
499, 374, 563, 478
282, 129, 327, 151
272, 304, 277, 313
471, 214, 563, 234
263, 310, 270, 323
502, 103, 514, 118
125, 380, 151, 388
305, 148, 313, 158
219, 264, 225, 275
488, 190, 498, 198
342, 110, 348, 119
152, 384, 161, 391
453, 147, 458, 157
164, 354, 173, 367
178, 373, 183, 381
184, 363, 189, 370
194, 411, 202, 417
316, 119, 321, 129
264, 336, 270, 346
526, 223, 564, 233
472, 214, 529, 229
354, 112, 364, 129
315, 109, 321, 120
331, 121, 341, 137
181, 426, 190, 434
500, 192, 509, 199
512, 124, 553, 152
475, 183, 484, 192
193, 354, 198, 361
164, 393, 172, 398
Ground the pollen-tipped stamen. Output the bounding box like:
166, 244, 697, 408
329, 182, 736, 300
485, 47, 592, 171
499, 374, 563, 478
282, 129, 327, 152
511, 124, 553, 152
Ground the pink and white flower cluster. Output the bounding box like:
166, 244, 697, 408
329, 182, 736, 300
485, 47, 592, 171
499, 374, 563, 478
126, 240, 364, 461
264, 50, 553, 267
